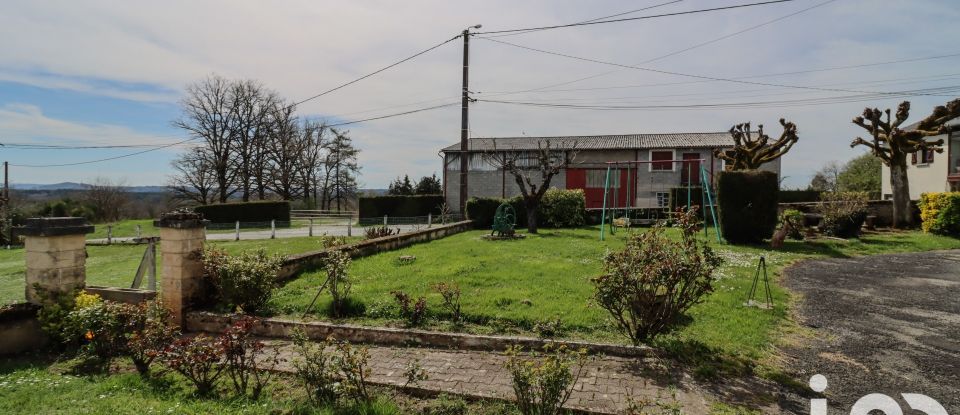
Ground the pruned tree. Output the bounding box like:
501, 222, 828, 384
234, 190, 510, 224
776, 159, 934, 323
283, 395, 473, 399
716, 119, 799, 170
850, 99, 960, 227
168, 147, 217, 205
174, 75, 237, 203
482, 139, 578, 234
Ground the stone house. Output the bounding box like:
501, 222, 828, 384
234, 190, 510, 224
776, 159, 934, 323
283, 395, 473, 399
440, 132, 781, 210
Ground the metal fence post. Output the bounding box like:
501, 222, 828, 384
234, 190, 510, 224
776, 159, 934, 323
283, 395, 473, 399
309, 218, 314, 237
271, 220, 276, 239
235, 221, 240, 241
107, 225, 113, 245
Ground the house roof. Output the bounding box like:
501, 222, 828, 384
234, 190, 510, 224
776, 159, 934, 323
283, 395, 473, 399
441, 132, 734, 152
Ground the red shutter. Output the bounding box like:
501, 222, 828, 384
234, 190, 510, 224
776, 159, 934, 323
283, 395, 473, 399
928, 149, 935, 163
912, 153, 918, 165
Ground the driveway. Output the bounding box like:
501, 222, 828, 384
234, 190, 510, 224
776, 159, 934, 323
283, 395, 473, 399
783, 250, 960, 413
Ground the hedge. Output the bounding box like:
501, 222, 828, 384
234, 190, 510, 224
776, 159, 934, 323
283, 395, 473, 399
358, 195, 444, 218
466, 189, 586, 229
779, 190, 821, 204
919, 192, 960, 236
194, 201, 291, 223
717, 171, 779, 244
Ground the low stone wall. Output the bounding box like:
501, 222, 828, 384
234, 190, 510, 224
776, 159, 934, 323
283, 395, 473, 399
277, 220, 473, 280
85, 286, 157, 304
185, 312, 650, 358
779, 200, 919, 228
0, 303, 47, 355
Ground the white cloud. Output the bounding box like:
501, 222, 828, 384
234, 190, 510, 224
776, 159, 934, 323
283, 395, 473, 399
0, 103, 182, 146
1, 0, 959, 187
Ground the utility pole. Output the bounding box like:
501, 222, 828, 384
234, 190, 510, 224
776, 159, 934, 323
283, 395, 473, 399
2, 161, 8, 247
459, 25, 481, 215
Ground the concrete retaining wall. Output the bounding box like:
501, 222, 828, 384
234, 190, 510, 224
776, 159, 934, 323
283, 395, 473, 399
779, 200, 919, 228
277, 220, 473, 280
185, 311, 650, 358
0, 303, 47, 355
84, 286, 157, 304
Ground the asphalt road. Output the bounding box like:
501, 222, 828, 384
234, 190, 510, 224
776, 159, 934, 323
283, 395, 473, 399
782, 250, 960, 414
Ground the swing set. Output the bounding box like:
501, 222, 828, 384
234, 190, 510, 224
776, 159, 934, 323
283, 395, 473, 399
598, 158, 722, 242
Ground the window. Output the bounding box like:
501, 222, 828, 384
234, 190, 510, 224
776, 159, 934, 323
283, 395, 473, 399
655, 192, 670, 208
586, 170, 618, 188
912, 149, 935, 165
650, 150, 674, 171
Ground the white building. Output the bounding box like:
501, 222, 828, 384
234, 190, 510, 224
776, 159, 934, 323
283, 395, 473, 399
880, 117, 960, 200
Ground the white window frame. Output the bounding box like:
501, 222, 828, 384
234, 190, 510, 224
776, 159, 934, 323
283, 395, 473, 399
655, 191, 670, 208
648, 149, 676, 172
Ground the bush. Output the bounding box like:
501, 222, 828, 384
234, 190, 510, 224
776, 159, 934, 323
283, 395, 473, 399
433, 282, 462, 323
538, 189, 586, 228
220, 316, 279, 399
291, 329, 338, 404
358, 195, 444, 218
66, 300, 134, 360
780, 209, 805, 241
325, 250, 353, 318
126, 300, 179, 375
717, 171, 779, 244
332, 340, 373, 405
392, 290, 428, 326
818, 192, 869, 238
162, 334, 226, 396
202, 248, 284, 314
669, 187, 704, 216
466, 197, 505, 229
779, 190, 821, 203
919, 192, 960, 236
504, 345, 587, 415
591, 208, 722, 344
364, 226, 399, 240
194, 200, 290, 223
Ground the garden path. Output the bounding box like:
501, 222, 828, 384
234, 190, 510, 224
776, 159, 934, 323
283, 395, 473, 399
263, 339, 782, 414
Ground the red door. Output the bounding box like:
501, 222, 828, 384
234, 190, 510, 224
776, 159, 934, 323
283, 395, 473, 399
681, 153, 701, 186
567, 168, 629, 209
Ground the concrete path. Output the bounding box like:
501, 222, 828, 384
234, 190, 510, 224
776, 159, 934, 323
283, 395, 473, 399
782, 250, 960, 413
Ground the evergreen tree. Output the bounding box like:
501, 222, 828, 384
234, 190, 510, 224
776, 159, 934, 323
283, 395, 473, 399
415, 173, 442, 195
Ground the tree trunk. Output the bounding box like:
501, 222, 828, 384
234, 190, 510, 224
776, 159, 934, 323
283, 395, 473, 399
525, 200, 538, 234
889, 159, 913, 228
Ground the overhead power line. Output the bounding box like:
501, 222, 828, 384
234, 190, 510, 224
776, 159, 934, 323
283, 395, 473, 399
473, 0, 797, 35
481, 37, 952, 97
10, 137, 200, 168
482, 0, 684, 39
326, 102, 459, 128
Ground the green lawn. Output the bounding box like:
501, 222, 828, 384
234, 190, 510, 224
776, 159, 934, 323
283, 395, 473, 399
270, 227, 960, 375
0, 355, 509, 415
86, 219, 157, 240
0, 236, 356, 305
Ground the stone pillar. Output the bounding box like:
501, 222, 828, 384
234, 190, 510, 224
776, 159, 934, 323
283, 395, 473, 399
155, 211, 208, 326
18, 217, 94, 305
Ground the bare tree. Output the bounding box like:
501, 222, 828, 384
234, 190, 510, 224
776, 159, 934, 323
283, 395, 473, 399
84, 177, 130, 222
168, 147, 217, 205
322, 129, 360, 211
808, 161, 841, 192
174, 75, 237, 203
716, 119, 799, 170
297, 119, 329, 207
850, 99, 960, 227
482, 140, 578, 234
264, 103, 305, 200
229, 80, 279, 202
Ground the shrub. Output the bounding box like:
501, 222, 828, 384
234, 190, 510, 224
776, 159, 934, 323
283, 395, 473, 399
539, 189, 586, 228
291, 329, 338, 404
203, 248, 284, 314
326, 250, 353, 318
919, 192, 960, 236
818, 192, 869, 238
392, 290, 427, 326
35, 287, 81, 348
364, 226, 399, 240
67, 300, 135, 360
220, 316, 279, 399
162, 334, 226, 396
669, 187, 704, 216
433, 282, 462, 322
332, 340, 373, 405
591, 208, 722, 345
126, 300, 179, 375
358, 195, 444, 218
194, 200, 290, 223
717, 170, 779, 244
465, 197, 504, 229
533, 318, 565, 339
504, 345, 588, 415
779, 190, 821, 203
780, 209, 805, 241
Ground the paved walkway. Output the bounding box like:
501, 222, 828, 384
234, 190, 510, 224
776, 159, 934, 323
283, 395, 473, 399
262, 339, 785, 414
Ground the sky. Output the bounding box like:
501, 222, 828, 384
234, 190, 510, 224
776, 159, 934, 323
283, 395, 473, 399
1, 0, 959, 189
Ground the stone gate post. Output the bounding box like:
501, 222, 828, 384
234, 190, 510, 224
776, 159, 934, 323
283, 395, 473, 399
155, 211, 207, 326
19, 217, 94, 305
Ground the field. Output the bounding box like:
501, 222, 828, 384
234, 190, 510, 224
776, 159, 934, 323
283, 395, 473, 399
271, 227, 960, 375
0, 236, 355, 305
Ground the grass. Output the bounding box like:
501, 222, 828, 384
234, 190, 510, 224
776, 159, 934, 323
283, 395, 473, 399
86, 219, 157, 240
270, 226, 960, 377
0, 354, 517, 415
0, 236, 357, 305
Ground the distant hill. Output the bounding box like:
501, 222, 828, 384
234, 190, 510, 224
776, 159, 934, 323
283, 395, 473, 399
12, 182, 169, 193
